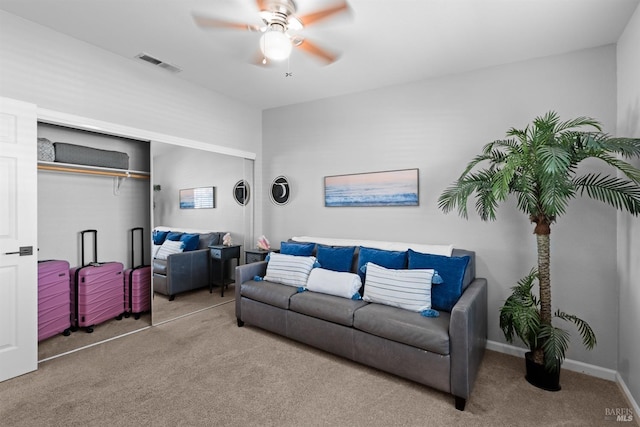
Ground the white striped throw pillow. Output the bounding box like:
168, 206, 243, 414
155, 240, 184, 260
363, 262, 434, 312
264, 253, 317, 288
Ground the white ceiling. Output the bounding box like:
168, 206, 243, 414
1, 0, 638, 110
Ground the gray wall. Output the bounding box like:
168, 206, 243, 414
617, 5, 640, 407
0, 10, 262, 263
262, 45, 620, 370
153, 144, 254, 251
37, 124, 150, 268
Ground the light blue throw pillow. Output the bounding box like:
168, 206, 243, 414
363, 262, 434, 312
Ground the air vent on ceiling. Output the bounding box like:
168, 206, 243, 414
135, 52, 182, 73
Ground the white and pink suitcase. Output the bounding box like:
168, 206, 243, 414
70, 229, 124, 333
124, 227, 151, 319
37, 260, 72, 341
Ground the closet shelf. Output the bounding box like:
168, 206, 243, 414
38, 161, 150, 179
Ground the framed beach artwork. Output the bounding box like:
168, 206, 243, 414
179, 186, 215, 209
324, 168, 419, 207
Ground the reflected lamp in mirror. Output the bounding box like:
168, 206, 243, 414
179, 187, 215, 209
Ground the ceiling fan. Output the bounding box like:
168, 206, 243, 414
192, 0, 350, 66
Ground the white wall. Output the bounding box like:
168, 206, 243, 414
37, 124, 150, 267
617, 4, 640, 407
153, 144, 253, 253
0, 10, 263, 256
263, 45, 620, 370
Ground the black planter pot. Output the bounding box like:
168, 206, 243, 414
524, 352, 561, 391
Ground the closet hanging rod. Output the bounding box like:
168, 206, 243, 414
37, 163, 149, 179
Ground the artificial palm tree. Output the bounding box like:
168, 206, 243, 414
438, 111, 640, 374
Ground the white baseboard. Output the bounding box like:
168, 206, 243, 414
487, 340, 617, 380
616, 372, 640, 418
487, 340, 638, 412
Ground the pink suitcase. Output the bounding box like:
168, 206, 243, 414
70, 229, 125, 333
124, 227, 151, 319
38, 260, 72, 341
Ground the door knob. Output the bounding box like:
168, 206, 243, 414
4, 246, 33, 256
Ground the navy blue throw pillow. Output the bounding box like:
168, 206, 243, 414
357, 246, 407, 282
166, 231, 184, 241
316, 245, 356, 272
280, 241, 316, 256
180, 233, 200, 252
152, 230, 169, 245
407, 249, 470, 312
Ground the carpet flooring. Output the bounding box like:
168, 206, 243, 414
3, 300, 636, 427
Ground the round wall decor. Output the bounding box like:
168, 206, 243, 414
233, 180, 250, 206
270, 175, 290, 205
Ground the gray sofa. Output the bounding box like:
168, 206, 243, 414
234, 240, 487, 411
153, 228, 227, 300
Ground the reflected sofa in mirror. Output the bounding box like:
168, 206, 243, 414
151, 141, 254, 325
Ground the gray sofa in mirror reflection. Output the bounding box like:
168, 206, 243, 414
152, 227, 227, 300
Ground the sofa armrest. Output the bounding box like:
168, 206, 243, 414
449, 278, 488, 403
235, 261, 268, 321
165, 249, 210, 294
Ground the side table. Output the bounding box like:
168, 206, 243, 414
209, 244, 241, 297
245, 249, 274, 264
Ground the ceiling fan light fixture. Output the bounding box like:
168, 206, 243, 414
260, 27, 292, 61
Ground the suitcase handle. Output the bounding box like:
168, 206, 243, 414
80, 229, 98, 266
131, 227, 145, 268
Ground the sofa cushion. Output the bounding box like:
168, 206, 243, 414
153, 258, 167, 275
263, 253, 317, 288
408, 249, 470, 312
316, 245, 356, 272
280, 241, 316, 256
197, 233, 215, 249
357, 246, 407, 282
180, 233, 200, 251
240, 280, 299, 309
353, 303, 451, 355
362, 263, 434, 313
289, 291, 368, 327
306, 268, 362, 299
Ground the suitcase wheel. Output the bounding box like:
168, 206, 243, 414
116, 314, 123, 321
134, 313, 141, 320
124, 312, 131, 318
63, 328, 71, 337
86, 326, 94, 333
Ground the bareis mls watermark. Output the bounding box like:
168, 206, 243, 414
604, 408, 634, 423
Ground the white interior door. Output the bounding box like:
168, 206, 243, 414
0, 97, 38, 382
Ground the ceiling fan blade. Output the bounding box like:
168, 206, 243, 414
192, 13, 261, 31
297, 39, 338, 64
298, 1, 349, 27
256, 0, 268, 12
